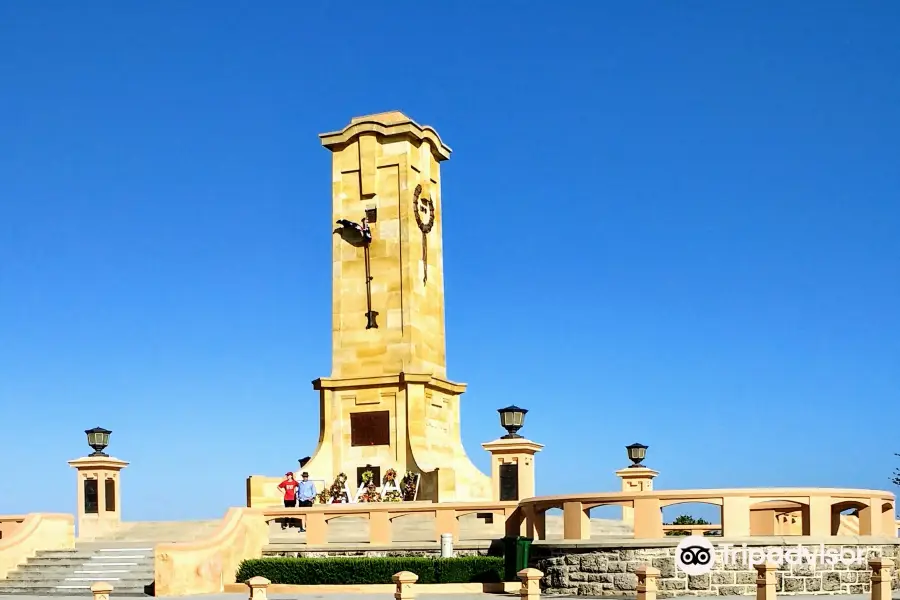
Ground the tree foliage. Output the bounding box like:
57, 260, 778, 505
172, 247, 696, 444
670, 514, 710, 526
892, 454, 900, 487
665, 514, 711, 536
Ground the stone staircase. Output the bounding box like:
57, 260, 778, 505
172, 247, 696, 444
0, 546, 154, 596
88, 519, 221, 543
0, 520, 221, 596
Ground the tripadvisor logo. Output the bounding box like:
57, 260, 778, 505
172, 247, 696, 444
675, 536, 877, 576
676, 536, 715, 575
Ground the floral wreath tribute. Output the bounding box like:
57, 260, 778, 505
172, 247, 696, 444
382, 468, 402, 502
318, 472, 349, 504
400, 470, 419, 501
357, 470, 382, 503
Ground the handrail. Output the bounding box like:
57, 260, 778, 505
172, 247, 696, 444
0, 516, 27, 523
262, 500, 517, 518
662, 524, 721, 534
519, 487, 894, 506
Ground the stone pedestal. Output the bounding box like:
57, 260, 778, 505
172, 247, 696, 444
481, 438, 543, 502
393, 571, 418, 600
517, 568, 543, 600
615, 466, 658, 525
246, 576, 270, 600
636, 565, 660, 600
68, 455, 128, 539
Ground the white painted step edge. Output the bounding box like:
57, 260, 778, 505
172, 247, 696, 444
74, 570, 130, 574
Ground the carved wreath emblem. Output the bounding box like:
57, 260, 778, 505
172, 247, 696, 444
413, 184, 435, 285
413, 184, 435, 234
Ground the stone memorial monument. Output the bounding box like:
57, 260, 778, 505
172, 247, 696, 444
248, 112, 493, 504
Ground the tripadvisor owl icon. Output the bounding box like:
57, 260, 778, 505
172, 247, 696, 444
676, 536, 715, 575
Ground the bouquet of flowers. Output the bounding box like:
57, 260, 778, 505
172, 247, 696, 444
357, 470, 382, 503
328, 473, 349, 503
382, 468, 402, 502
316, 488, 331, 504
400, 470, 419, 501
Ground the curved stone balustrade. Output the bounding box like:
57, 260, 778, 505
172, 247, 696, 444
516, 487, 896, 540
154, 507, 268, 597
661, 524, 721, 536
0, 513, 74, 580
0, 516, 26, 542
263, 500, 520, 545
2, 487, 897, 596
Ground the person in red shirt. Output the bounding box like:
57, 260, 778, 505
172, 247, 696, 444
277, 472, 299, 530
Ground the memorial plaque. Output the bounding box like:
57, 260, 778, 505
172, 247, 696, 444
84, 479, 99, 514
499, 463, 519, 501
104, 478, 116, 512
357, 465, 382, 488
350, 411, 390, 446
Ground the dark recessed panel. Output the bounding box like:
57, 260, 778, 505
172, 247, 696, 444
499, 463, 519, 501
84, 479, 99, 514
350, 411, 390, 447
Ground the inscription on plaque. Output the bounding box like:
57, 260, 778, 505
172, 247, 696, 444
84, 479, 99, 514
499, 463, 519, 501
104, 478, 116, 512
350, 411, 390, 446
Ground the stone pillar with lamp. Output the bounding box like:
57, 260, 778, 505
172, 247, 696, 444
615, 443, 658, 526
68, 427, 129, 540
482, 406, 543, 537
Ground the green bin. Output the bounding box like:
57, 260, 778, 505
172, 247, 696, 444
516, 536, 533, 572
503, 536, 534, 581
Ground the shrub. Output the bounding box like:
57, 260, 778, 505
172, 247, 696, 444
665, 514, 711, 536
235, 556, 505, 585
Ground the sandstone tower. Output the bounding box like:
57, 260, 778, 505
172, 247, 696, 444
301, 111, 490, 501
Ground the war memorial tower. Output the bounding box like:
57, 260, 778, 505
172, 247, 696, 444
249, 112, 495, 503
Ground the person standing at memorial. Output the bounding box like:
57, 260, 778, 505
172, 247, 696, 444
277, 471, 299, 530
295, 471, 316, 533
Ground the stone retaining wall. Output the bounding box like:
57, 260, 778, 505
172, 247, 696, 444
263, 547, 491, 558
531, 541, 900, 597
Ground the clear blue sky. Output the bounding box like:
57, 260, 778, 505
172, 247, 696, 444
1, 2, 898, 523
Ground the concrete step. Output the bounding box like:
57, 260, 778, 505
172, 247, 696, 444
0, 585, 151, 596
76, 542, 158, 550
0, 576, 152, 585
6, 568, 154, 580
2, 543, 156, 597
20, 557, 153, 568
32, 550, 94, 559
89, 520, 220, 543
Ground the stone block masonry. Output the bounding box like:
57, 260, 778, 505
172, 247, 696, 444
531, 542, 900, 597
264, 547, 492, 559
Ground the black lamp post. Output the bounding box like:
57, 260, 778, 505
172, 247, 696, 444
626, 443, 648, 468
85, 427, 112, 457
498, 405, 528, 439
